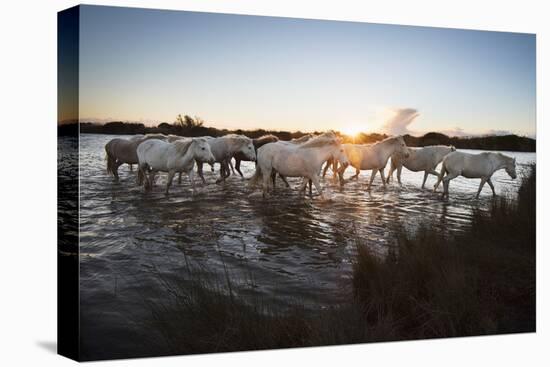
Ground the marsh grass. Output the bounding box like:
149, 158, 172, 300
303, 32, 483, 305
144, 166, 535, 355
353, 165, 535, 338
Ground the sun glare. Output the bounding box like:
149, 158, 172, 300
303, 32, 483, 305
341, 124, 365, 137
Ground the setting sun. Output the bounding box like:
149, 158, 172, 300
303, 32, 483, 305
341, 123, 365, 137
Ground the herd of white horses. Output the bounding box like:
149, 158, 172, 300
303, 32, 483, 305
104, 131, 517, 199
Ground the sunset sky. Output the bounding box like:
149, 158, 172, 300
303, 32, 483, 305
72, 5, 536, 137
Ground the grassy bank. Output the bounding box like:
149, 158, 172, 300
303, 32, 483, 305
136, 166, 535, 357
353, 169, 535, 338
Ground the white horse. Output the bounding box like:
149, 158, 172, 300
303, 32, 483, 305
196, 134, 256, 184
165, 135, 217, 183
137, 138, 215, 194
249, 132, 349, 199
343, 136, 410, 190
387, 145, 456, 188
261, 134, 317, 190
433, 151, 517, 199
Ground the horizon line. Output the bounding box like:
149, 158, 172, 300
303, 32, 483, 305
60, 119, 536, 140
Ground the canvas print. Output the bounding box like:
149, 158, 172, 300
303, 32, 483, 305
58, 5, 536, 361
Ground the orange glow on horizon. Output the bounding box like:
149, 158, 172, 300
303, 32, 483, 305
340, 123, 366, 137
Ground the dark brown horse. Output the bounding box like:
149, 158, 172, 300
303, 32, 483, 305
230, 134, 279, 178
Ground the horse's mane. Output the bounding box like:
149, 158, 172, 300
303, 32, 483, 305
129, 134, 144, 142
373, 135, 404, 146
496, 152, 515, 162
291, 134, 314, 144
166, 134, 185, 143
139, 133, 167, 143
298, 131, 339, 149
173, 139, 194, 155
254, 134, 279, 144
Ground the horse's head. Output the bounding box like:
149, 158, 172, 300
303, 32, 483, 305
450, 145, 457, 152
395, 136, 410, 158
240, 140, 256, 161
194, 138, 215, 164
505, 156, 517, 179
332, 143, 350, 168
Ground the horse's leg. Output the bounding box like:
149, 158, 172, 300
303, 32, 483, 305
279, 174, 291, 188
271, 171, 277, 189
310, 175, 325, 199
475, 177, 488, 199
487, 177, 496, 197
351, 168, 360, 180
210, 162, 215, 172
396, 165, 403, 185
298, 178, 308, 195
386, 162, 395, 184
308, 180, 313, 197
322, 159, 332, 178
196, 162, 206, 184
433, 166, 448, 192
144, 170, 154, 191
337, 162, 347, 186
220, 161, 225, 177
262, 172, 271, 198
137, 164, 146, 186
367, 169, 378, 191
235, 159, 244, 179
113, 161, 122, 182
379, 168, 387, 188
441, 172, 458, 199
188, 169, 196, 194
148, 170, 157, 189
443, 179, 449, 199
178, 172, 183, 185
229, 159, 236, 175
225, 160, 232, 178
330, 160, 339, 184
216, 160, 226, 184
165, 170, 175, 195
129, 164, 133, 172
421, 171, 429, 189
338, 169, 345, 187
428, 169, 439, 177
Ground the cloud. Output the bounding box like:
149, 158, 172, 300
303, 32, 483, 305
381, 108, 420, 135
378, 109, 532, 138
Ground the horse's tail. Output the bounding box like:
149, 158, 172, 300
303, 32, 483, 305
105, 146, 116, 176
248, 165, 262, 188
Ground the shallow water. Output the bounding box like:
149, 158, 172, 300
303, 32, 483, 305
74, 134, 535, 358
